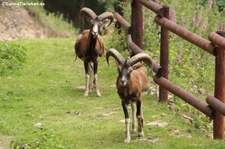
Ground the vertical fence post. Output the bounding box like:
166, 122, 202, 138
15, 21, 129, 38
214, 31, 225, 139
159, 6, 169, 102
131, 0, 143, 56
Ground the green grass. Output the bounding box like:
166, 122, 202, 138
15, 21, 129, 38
0, 38, 225, 148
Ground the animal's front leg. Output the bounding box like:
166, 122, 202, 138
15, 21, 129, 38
84, 62, 89, 97
122, 102, 130, 143
94, 61, 101, 97
136, 100, 144, 137
88, 63, 94, 94
131, 102, 137, 134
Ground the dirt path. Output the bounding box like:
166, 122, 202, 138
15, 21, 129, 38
0, 135, 12, 149
0, 3, 59, 41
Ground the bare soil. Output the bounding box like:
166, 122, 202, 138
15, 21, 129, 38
0, 3, 60, 41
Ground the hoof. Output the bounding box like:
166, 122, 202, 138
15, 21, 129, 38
84, 91, 89, 97
124, 137, 130, 143
138, 131, 144, 137
96, 90, 102, 97
88, 90, 92, 94
131, 129, 137, 134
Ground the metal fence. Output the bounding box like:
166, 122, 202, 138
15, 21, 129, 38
114, 0, 225, 140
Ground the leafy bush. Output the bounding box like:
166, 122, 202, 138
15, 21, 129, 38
0, 43, 27, 75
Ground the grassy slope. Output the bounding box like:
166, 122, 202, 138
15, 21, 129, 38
0, 38, 224, 148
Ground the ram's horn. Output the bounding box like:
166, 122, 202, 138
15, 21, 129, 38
106, 48, 125, 66
80, 7, 97, 20
98, 12, 114, 27
127, 53, 153, 67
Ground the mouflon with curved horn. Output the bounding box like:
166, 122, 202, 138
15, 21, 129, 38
106, 48, 151, 143
75, 7, 114, 97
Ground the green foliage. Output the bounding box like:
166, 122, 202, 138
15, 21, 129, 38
200, 0, 225, 12
97, 0, 118, 12
11, 128, 73, 149
0, 43, 27, 75
108, 3, 130, 53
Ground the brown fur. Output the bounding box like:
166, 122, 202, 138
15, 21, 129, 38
116, 64, 149, 103
116, 63, 149, 143
75, 30, 104, 62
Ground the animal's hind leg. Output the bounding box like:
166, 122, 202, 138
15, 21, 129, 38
84, 62, 89, 97
131, 102, 137, 134
136, 100, 144, 137
93, 61, 101, 97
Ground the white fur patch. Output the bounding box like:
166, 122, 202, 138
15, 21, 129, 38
93, 24, 98, 33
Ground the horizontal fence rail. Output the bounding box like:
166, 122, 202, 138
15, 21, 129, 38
154, 16, 215, 55
114, 13, 131, 30
209, 32, 225, 50
207, 95, 225, 116
139, 0, 162, 15
153, 76, 213, 118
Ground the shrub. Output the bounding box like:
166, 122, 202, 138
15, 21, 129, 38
0, 43, 27, 75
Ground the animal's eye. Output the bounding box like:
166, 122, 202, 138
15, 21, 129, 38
128, 67, 133, 73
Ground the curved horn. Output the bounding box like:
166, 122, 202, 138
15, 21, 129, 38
106, 48, 125, 66
80, 7, 97, 20
127, 53, 153, 67
98, 12, 114, 26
